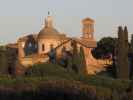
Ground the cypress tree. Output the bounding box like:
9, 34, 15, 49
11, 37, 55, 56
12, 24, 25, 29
123, 26, 129, 79
117, 26, 123, 78
71, 40, 79, 73
117, 26, 129, 79
0, 47, 8, 74
131, 34, 133, 48
129, 34, 133, 78
79, 47, 88, 75
71, 40, 87, 74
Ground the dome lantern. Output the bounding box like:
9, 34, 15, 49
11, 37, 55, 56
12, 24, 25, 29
45, 12, 53, 28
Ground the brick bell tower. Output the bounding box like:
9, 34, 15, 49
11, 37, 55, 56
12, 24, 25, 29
82, 18, 94, 40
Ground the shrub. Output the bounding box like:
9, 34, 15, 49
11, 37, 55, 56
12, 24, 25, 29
25, 63, 78, 80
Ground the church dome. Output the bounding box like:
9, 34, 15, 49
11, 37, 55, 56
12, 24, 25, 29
38, 15, 63, 39
38, 27, 61, 39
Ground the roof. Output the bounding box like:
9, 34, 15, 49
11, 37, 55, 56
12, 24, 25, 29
82, 17, 94, 24
74, 39, 97, 48
38, 15, 65, 39
55, 38, 72, 49
55, 38, 97, 50
38, 27, 65, 39
72, 38, 96, 48
18, 34, 38, 42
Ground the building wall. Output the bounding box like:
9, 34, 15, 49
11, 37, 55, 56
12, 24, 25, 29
83, 47, 93, 66
18, 41, 25, 59
38, 38, 61, 54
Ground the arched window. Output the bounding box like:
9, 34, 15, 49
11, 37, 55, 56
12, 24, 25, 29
29, 42, 32, 47
42, 44, 45, 51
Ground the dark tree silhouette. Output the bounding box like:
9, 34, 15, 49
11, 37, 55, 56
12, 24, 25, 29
117, 26, 129, 79
71, 40, 79, 73
92, 37, 117, 59
48, 45, 56, 64
79, 47, 87, 75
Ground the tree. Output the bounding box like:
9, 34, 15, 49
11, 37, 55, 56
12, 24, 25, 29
79, 47, 87, 75
129, 34, 133, 79
117, 26, 129, 79
71, 40, 79, 73
6, 47, 18, 75
92, 37, 117, 59
0, 46, 8, 74
48, 44, 56, 64
60, 47, 68, 68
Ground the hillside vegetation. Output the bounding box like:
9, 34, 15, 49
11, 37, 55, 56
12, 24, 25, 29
0, 63, 129, 100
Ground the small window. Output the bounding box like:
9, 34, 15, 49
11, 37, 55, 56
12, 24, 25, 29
42, 44, 45, 51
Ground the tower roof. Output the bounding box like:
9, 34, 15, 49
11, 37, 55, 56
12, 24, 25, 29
82, 17, 94, 24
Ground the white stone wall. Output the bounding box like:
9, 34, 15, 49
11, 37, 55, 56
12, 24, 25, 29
38, 38, 61, 54
18, 41, 25, 58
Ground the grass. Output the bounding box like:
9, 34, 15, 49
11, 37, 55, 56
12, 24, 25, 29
25, 63, 132, 90
0, 63, 131, 99
0, 63, 129, 91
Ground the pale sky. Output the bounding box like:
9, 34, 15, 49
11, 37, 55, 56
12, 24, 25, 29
0, 0, 133, 44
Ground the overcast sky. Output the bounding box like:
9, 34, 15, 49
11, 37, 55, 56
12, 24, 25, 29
0, 0, 133, 44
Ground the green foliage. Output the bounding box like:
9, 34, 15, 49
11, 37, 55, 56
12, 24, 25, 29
0, 75, 132, 99
92, 37, 117, 59
70, 41, 87, 74
25, 63, 132, 91
0, 73, 131, 99
117, 26, 129, 79
79, 47, 87, 74
71, 40, 79, 73
0, 46, 8, 74
131, 34, 133, 50
0, 77, 98, 100
25, 63, 78, 80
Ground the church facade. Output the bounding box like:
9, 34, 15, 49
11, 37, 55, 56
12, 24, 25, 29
17, 15, 97, 73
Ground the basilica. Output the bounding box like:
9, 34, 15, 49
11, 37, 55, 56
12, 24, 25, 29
16, 14, 97, 74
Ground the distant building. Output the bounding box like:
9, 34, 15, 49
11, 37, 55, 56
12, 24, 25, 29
16, 14, 97, 74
